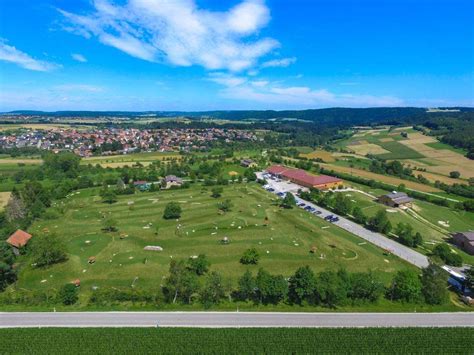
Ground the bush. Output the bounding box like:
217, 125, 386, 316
240, 248, 260, 265
432, 244, 463, 267
163, 202, 182, 219
58, 283, 78, 305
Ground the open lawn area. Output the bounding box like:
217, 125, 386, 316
14, 183, 416, 303
336, 190, 474, 264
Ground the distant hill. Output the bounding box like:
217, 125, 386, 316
3, 107, 473, 127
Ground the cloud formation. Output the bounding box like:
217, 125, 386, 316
261, 57, 296, 68
71, 53, 87, 62
209, 73, 403, 108
60, 0, 279, 71
0, 40, 59, 72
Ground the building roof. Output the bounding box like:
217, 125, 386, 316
267, 165, 342, 187
266, 165, 288, 175
133, 180, 148, 185
381, 192, 414, 204
6, 229, 32, 248
457, 232, 474, 241
165, 175, 183, 183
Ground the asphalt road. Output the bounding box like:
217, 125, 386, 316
260, 174, 430, 268
1, 312, 473, 328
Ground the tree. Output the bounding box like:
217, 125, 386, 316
349, 271, 383, 302
5, 194, 26, 222
334, 193, 352, 216
395, 223, 422, 248
368, 210, 392, 234
449, 171, 461, 178
30, 233, 68, 268
240, 248, 260, 265
187, 254, 210, 276
0, 261, 17, 291
432, 243, 463, 267
421, 264, 448, 305
288, 266, 316, 305
200, 271, 225, 308
58, 283, 79, 305
101, 189, 118, 204
466, 266, 474, 290
244, 169, 256, 181
163, 260, 200, 304
163, 202, 182, 219
102, 216, 118, 232
352, 206, 367, 225
387, 270, 422, 303
280, 192, 296, 209
217, 199, 233, 212
316, 271, 347, 307
255, 268, 288, 304
237, 270, 256, 301
210, 186, 223, 198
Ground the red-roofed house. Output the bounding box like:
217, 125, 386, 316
6, 229, 33, 255
266, 165, 342, 190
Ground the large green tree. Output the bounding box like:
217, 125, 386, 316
30, 233, 68, 268
387, 270, 422, 303
288, 266, 317, 305
163, 202, 182, 220
421, 264, 449, 305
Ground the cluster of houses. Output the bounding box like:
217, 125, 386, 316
133, 175, 184, 191
0, 127, 259, 157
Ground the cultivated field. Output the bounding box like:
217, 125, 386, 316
0, 191, 11, 210
335, 128, 473, 181
82, 151, 182, 167
300, 149, 336, 162
1, 328, 473, 354
17, 183, 414, 299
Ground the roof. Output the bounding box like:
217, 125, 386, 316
165, 175, 183, 183
266, 165, 288, 175
381, 192, 414, 204
456, 232, 474, 241
133, 180, 148, 185
266, 165, 342, 187
6, 229, 32, 248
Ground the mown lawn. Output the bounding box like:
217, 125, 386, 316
15, 183, 416, 302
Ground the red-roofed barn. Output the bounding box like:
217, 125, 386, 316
266, 165, 342, 190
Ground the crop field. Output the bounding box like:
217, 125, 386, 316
82, 151, 182, 167
15, 183, 415, 300
0, 123, 94, 131
336, 128, 473, 181
299, 149, 336, 162
0, 328, 473, 354
320, 163, 442, 192
0, 191, 11, 210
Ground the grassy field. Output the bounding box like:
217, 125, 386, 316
300, 149, 336, 162
15, 183, 417, 303
336, 189, 474, 264
1, 328, 473, 354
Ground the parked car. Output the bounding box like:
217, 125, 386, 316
324, 215, 334, 221
313, 210, 322, 215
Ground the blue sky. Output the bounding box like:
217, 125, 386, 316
0, 0, 473, 111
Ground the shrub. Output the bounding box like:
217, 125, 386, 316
58, 283, 78, 305
240, 248, 260, 265
163, 202, 182, 220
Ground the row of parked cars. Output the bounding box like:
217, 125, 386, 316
263, 184, 341, 222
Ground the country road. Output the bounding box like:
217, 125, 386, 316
0, 312, 473, 328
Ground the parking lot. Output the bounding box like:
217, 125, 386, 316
257, 171, 430, 268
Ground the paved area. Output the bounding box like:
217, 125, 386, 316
258, 172, 430, 268
0, 312, 473, 328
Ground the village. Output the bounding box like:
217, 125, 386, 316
0, 127, 259, 156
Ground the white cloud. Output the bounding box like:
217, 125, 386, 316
55, 84, 104, 92
71, 53, 87, 62
0, 40, 59, 72
59, 0, 279, 72
261, 57, 296, 68
211, 75, 403, 108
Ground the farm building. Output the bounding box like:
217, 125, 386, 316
241, 159, 257, 168
266, 165, 343, 190
377, 192, 413, 208
164, 175, 183, 189
452, 232, 474, 255
6, 229, 33, 255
